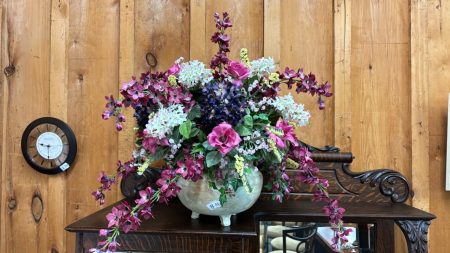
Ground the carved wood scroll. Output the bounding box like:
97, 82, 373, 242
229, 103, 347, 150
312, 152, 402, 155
395, 220, 431, 253
121, 152, 411, 203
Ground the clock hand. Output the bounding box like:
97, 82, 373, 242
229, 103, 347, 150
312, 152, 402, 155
47, 146, 50, 159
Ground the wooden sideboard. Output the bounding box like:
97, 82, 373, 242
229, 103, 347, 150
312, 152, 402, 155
66, 148, 436, 253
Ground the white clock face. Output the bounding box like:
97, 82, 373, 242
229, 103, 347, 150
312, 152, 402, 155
36, 132, 63, 159
27, 123, 70, 169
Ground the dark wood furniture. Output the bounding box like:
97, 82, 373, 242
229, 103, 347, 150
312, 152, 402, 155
66, 149, 436, 253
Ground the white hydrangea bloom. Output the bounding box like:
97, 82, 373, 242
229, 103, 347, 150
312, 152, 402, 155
269, 93, 311, 127
178, 60, 213, 88
145, 104, 188, 138
249, 57, 275, 79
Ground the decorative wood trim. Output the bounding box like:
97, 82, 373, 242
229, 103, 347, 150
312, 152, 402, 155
333, 0, 352, 152
343, 164, 410, 203
298, 140, 340, 153
395, 220, 431, 253
121, 166, 162, 198
411, 0, 430, 212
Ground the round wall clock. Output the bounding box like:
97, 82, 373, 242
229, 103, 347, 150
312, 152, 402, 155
21, 117, 77, 174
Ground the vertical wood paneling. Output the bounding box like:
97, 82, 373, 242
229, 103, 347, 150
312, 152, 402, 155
333, 0, 352, 152
0, 0, 51, 252
351, 2, 411, 252
264, 0, 280, 70
279, 0, 334, 147
66, 0, 119, 251
0, 2, 5, 251
190, 0, 206, 62
49, 0, 68, 252
411, 0, 430, 214
427, 0, 450, 251
118, 0, 135, 201
205, 0, 263, 66
351, 0, 411, 176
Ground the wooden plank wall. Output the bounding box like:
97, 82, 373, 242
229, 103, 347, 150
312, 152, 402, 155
0, 0, 449, 252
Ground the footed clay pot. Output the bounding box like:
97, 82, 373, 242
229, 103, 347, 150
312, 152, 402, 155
177, 168, 263, 226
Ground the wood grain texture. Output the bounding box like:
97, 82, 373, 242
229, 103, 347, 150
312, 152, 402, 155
333, 0, 352, 152
411, 0, 430, 214
66, 0, 119, 252
0, 0, 51, 252
351, 2, 411, 252
278, 0, 334, 148
190, 0, 206, 62
427, 0, 450, 252
205, 0, 263, 66
0, 3, 4, 250
118, 0, 135, 201
49, 0, 68, 252
264, 0, 280, 71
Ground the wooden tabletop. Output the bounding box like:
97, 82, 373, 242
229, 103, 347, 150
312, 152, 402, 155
66, 197, 436, 236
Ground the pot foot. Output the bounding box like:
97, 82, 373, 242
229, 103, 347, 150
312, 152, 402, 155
191, 211, 200, 219
220, 214, 231, 226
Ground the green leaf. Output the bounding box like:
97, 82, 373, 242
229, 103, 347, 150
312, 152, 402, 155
226, 148, 238, 157
179, 119, 192, 139
219, 188, 227, 207
209, 181, 218, 190
228, 160, 236, 169
171, 126, 181, 143
234, 124, 252, 136
264, 182, 273, 191
149, 146, 165, 162
189, 128, 201, 138
229, 178, 239, 192
202, 141, 216, 151
173, 150, 185, 163
243, 115, 253, 128
267, 109, 282, 125
245, 107, 251, 115
187, 104, 201, 120
246, 168, 252, 174
199, 131, 207, 142
190, 145, 204, 155
245, 154, 258, 161
261, 149, 281, 164
206, 151, 222, 167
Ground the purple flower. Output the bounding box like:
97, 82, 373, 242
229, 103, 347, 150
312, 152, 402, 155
99, 229, 110, 237
266, 120, 298, 149
122, 215, 141, 233
108, 241, 120, 251
127, 83, 145, 100
227, 61, 250, 86
102, 110, 112, 120
115, 123, 123, 131
167, 64, 181, 76
207, 122, 242, 154
156, 170, 174, 193
106, 207, 123, 228
140, 206, 155, 220
135, 186, 153, 205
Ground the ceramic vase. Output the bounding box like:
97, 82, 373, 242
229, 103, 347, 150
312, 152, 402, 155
177, 167, 263, 226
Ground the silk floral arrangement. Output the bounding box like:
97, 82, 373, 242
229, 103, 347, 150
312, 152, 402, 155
90, 12, 352, 253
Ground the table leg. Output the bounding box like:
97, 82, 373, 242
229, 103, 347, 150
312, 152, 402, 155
394, 220, 431, 253
375, 219, 395, 253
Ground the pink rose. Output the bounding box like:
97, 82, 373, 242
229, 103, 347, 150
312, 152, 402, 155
167, 64, 181, 76
207, 122, 242, 154
227, 61, 250, 86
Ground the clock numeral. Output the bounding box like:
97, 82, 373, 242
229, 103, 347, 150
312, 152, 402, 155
29, 146, 35, 148
33, 154, 38, 158
57, 158, 62, 164
61, 134, 66, 138
47, 124, 49, 131
41, 160, 45, 166
30, 136, 37, 139
63, 152, 68, 155
50, 161, 53, 167
37, 128, 42, 133
55, 126, 59, 133
64, 144, 69, 146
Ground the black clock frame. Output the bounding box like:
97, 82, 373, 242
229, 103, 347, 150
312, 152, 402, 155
21, 117, 77, 175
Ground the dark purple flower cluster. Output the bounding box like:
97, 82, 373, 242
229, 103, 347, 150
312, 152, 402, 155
210, 12, 232, 69
133, 103, 155, 127
197, 81, 247, 131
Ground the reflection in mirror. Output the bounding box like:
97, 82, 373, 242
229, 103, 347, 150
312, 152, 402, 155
259, 221, 375, 253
